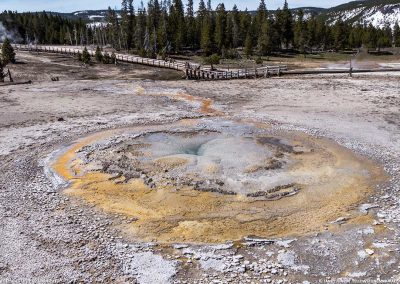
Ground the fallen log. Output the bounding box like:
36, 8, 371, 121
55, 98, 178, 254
0, 80, 32, 86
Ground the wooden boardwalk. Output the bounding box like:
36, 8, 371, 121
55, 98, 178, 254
13, 44, 186, 71
13, 44, 287, 80
185, 65, 287, 80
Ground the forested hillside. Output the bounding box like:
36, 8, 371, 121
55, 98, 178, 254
1, 0, 400, 58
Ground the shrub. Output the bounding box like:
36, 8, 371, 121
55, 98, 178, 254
204, 53, 220, 70
102, 52, 111, 64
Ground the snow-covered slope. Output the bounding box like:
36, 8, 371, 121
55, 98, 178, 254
69, 10, 121, 22
67, 1, 400, 29
325, 0, 400, 28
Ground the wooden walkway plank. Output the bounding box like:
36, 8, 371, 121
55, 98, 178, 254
13, 44, 290, 80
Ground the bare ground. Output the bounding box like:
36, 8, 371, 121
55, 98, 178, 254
0, 51, 399, 283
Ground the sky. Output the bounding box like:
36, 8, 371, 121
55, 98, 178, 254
1, 0, 351, 13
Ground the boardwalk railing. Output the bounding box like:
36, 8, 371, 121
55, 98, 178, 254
13, 44, 288, 80
185, 65, 287, 80
13, 44, 186, 71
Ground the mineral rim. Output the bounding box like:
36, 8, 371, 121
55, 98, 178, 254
51, 118, 384, 243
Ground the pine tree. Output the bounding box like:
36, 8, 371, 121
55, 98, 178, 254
169, 0, 185, 51
199, 0, 213, 55
186, 0, 196, 48
204, 53, 220, 70
279, 0, 294, 49
244, 32, 253, 58
258, 20, 272, 55
240, 10, 252, 48
77, 51, 82, 62
1, 38, 16, 64
127, 0, 136, 49
82, 47, 91, 64
0, 60, 5, 82
121, 0, 130, 50
102, 51, 111, 64
231, 5, 241, 48
333, 20, 348, 50
136, 3, 147, 50
394, 23, 400, 47
201, 18, 212, 55
214, 3, 226, 53
293, 9, 307, 54
106, 7, 120, 49
95, 46, 103, 62
111, 52, 117, 64
157, 11, 168, 56
255, 0, 267, 31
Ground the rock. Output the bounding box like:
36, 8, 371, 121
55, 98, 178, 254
365, 249, 374, 255
359, 204, 379, 215
173, 244, 189, 249
330, 217, 349, 225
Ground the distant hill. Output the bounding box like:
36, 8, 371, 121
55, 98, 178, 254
323, 0, 400, 28
64, 10, 121, 21
45, 0, 400, 29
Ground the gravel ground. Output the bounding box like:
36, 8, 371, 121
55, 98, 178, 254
0, 52, 399, 283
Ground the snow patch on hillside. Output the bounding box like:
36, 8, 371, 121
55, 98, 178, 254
328, 4, 400, 28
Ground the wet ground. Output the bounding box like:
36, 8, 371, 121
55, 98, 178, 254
0, 51, 399, 283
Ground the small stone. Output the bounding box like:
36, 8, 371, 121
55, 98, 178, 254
365, 249, 374, 255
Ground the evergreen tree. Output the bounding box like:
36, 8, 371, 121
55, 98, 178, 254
230, 5, 241, 48
157, 9, 169, 56
258, 20, 273, 55
293, 9, 307, 54
394, 23, 400, 47
255, 0, 268, 31
1, 38, 16, 64
1, 2, 395, 57
95, 46, 103, 62
106, 7, 121, 49
244, 32, 253, 57
333, 20, 348, 50
199, 0, 212, 55
204, 53, 220, 70
77, 51, 82, 62
111, 52, 117, 64
121, 0, 130, 49
278, 0, 293, 48
169, 0, 185, 51
240, 10, 252, 48
127, 0, 136, 49
82, 47, 91, 64
102, 51, 111, 64
201, 18, 212, 55
214, 3, 227, 53
256, 0, 269, 55
0, 60, 4, 82
136, 2, 147, 50
186, 0, 196, 48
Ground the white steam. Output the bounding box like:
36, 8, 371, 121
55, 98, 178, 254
0, 22, 22, 43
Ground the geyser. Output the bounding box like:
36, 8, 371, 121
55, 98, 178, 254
51, 118, 383, 243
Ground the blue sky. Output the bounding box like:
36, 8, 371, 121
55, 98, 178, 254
1, 0, 350, 13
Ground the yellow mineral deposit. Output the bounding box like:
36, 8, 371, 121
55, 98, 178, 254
52, 121, 386, 244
